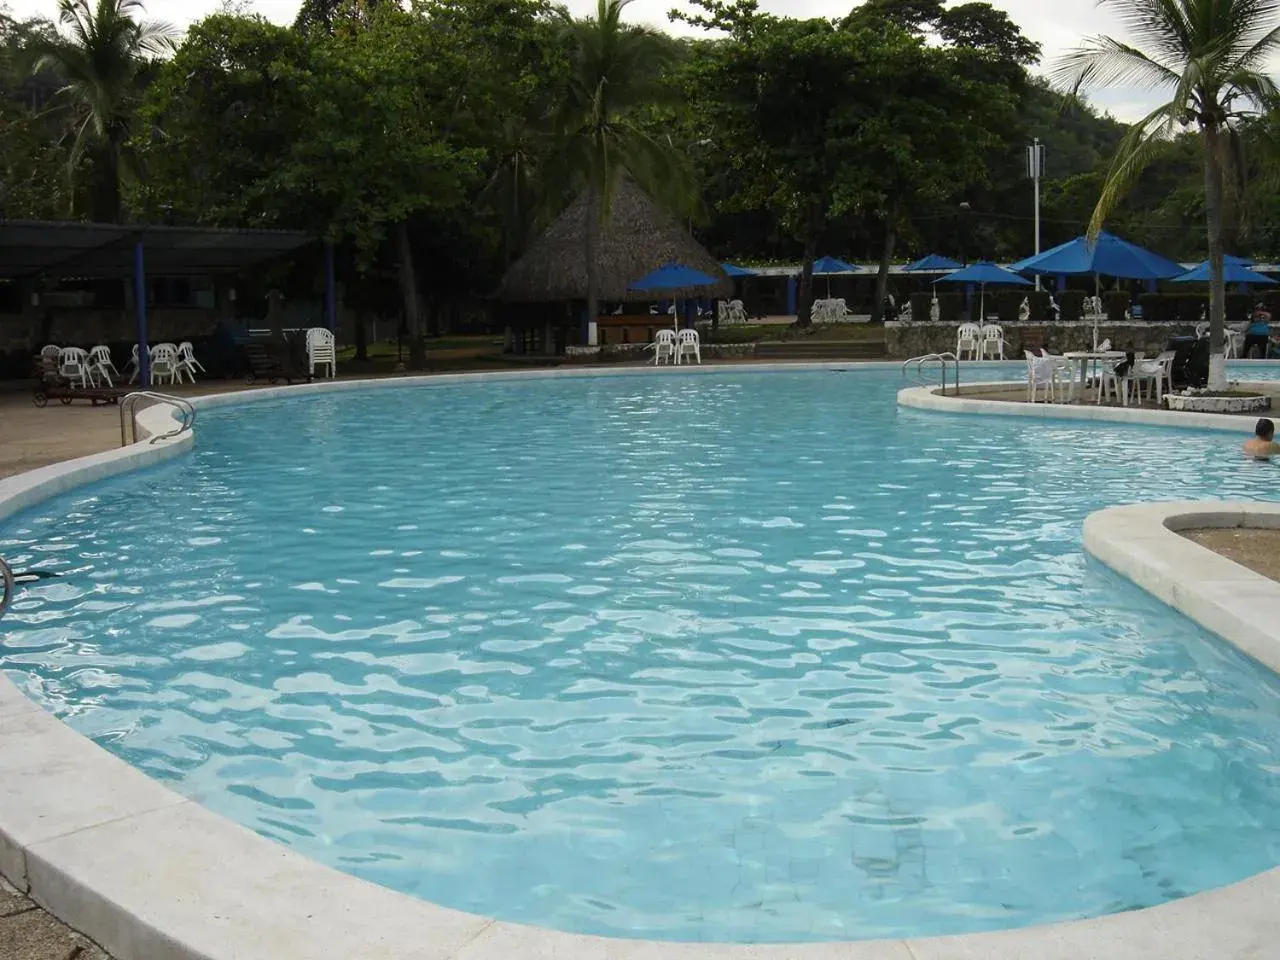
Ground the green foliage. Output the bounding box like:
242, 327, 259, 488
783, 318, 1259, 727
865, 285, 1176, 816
1053, 0, 1280, 364
25, 0, 175, 221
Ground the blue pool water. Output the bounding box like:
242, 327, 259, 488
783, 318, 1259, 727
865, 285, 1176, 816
5, 366, 1280, 943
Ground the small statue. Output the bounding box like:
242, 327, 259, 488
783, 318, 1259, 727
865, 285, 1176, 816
1018, 297, 1031, 322
929, 297, 941, 322
898, 301, 913, 322
1048, 296, 1061, 322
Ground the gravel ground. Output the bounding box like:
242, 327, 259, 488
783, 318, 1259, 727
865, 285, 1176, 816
1182, 527, 1280, 583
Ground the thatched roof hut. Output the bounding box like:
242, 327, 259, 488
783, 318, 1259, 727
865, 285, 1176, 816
497, 179, 732, 302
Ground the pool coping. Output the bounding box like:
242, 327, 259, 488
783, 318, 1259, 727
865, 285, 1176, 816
3, 364, 1280, 959
896, 380, 1275, 433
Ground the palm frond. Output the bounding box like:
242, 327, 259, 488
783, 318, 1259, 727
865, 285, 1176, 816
1089, 101, 1181, 238
1049, 34, 1180, 91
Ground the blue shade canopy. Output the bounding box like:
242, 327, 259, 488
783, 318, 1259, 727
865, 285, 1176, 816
936, 261, 1032, 286
905, 254, 962, 272
1010, 231, 1183, 280
1172, 260, 1277, 285
629, 262, 722, 293
811, 256, 858, 274
720, 262, 759, 277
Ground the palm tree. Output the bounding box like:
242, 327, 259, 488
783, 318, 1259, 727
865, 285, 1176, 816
552, 0, 698, 335
1053, 0, 1280, 388
30, 0, 174, 222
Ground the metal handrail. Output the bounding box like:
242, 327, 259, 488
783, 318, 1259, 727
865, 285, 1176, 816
0, 556, 12, 623
120, 392, 196, 447
902, 352, 960, 395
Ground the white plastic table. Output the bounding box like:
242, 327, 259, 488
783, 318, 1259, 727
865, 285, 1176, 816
1062, 350, 1127, 403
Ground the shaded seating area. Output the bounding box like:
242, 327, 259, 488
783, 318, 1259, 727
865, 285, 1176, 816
495, 178, 731, 354
0, 220, 324, 389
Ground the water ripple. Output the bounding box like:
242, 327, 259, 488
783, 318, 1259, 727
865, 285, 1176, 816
4, 368, 1280, 943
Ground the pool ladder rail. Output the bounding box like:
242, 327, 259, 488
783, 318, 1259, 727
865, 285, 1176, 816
902, 352, 960, 396
120, 391, 196, 447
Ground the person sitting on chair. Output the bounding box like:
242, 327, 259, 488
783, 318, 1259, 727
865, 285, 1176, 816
1245, 303, 1272, 358
1243, 418, 1280, 460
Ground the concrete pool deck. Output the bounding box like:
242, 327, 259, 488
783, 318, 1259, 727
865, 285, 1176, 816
4, 364, 1280, 959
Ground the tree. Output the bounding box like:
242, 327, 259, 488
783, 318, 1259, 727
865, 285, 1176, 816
676, 3, 888, 325
1054, 0, 1280, 387
552, 0, 696, 335
28, 0, 173, 222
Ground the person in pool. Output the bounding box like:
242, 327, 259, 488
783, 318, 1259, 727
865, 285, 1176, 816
1243, 418, 1280, 460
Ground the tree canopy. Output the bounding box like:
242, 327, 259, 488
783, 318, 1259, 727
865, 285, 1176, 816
2, 0, 1279, 338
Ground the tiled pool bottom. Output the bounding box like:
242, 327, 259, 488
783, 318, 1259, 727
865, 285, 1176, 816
4, 365, 1280, 944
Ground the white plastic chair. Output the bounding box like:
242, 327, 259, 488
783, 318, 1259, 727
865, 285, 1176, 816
979, 323, 1005, 360
956, 323, 981, 360
58, 347, 93, 388
306, 328, 337, 378
1130, 350, 1176, 405
88, 345, 118, 386
647, 329, 676, 365
150, 343, 180, 386
1096, 357, 1130, 406
126, 344, 141, 383
40, 344, 61, 362
676, 328, 701, 365
177, 341, 205, 380
1226, 322, 1247, 359
1024, 351, 1055, 403
1038, 348, 1074, 401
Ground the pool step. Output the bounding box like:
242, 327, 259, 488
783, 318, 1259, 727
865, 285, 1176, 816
754, 339, 887, 360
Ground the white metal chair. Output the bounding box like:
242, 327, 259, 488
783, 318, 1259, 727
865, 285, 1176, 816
58, 347, 93, 388
88, 345, 118, 387
675, 328, 701, 365
956, 322, 981, 360
150, 343, 180, 386
979, 323, 1005, 359
306, 327, 337, 378
647, 329, 676, 365
40, 344, 61, 362
177, 341, 205, 381
1024, 350, 1056, 403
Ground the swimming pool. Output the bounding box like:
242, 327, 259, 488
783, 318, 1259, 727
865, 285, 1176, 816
4, 366, 1280, 944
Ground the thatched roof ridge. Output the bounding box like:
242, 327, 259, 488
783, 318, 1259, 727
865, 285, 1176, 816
496, 179, 732, 302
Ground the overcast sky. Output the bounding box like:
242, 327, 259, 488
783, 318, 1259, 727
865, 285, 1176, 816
6, 0, 1158, 120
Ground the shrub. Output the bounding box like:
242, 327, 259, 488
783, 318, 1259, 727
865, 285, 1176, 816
1057, 290, 1085, 323
1103, 290, 1131, 322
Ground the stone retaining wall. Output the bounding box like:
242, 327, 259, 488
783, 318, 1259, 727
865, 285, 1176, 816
885, 321, 1201, 360
565, 342, 757, 363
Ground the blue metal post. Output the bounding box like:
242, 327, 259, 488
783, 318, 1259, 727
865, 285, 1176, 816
324, 241, 336, 331
1146, 279, 1157, 294
786, 276, 797, 316
1056, 274, 1067, 292
134, 241, 150, 387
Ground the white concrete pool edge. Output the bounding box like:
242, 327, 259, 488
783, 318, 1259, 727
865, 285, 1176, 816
3, 365, 1280, 959
896, 380, 1276, 433
1083, 501, 1280, 676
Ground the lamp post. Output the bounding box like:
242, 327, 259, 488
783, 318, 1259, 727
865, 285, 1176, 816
958, 201, 971, 266
1027, 138, 1044, 291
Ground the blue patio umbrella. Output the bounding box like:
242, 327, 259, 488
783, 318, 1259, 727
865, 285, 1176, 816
629, 262, 723, 330
1172, 259, 1277, 285
1010, 231, 1183, 281
905, 254, 962, 273
811, 255, 858, 296
937, 261, 1031, 322
720, 262, 759, 277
